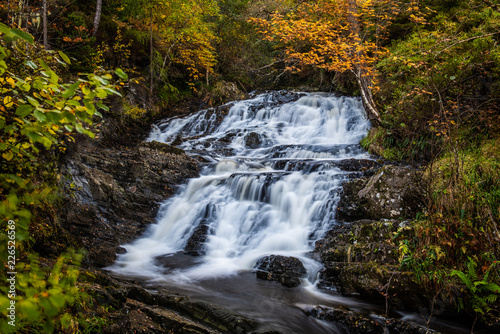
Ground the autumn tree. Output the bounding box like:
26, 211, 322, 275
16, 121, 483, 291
250, 0, 406, 123
121, 0, 219, 97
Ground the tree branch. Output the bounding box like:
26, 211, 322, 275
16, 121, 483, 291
482, 0, 500, 13
435, 32, 500, 56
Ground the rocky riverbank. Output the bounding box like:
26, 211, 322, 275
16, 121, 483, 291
44, 91, 496, 333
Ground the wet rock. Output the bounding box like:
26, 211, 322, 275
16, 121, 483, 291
59, 140, 201, 268
304, 305, 434, 334
270, 158, 381, 174
337, 165, 424, 221
82, 269, 261, 334
184, 224, 210, 256
255, 255, 307, 288
244, 132, 262, 149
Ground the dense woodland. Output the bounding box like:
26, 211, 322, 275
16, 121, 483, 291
0, 0, 499, 332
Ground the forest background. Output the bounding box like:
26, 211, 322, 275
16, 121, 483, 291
0, 0, 499, 332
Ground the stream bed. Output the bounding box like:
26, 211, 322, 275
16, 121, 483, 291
109, 91, 468, 333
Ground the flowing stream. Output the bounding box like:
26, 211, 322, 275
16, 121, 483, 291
109, 92, 466, 333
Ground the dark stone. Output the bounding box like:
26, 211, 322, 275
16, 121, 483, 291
58, 139, 201, 268
314, 220, 461, 314
336, 165, 425, 221
304, 305, 435, 334
255, 255, 307, 288
184, 224, 210, 256
144, 140, 186, 155
244, 132, 262, 149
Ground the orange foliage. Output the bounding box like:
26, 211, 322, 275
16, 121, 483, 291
250, 0, 401, 89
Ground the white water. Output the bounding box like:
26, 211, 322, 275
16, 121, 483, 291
111, 92, 371, 283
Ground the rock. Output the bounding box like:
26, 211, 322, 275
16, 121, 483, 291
59, 140, 201, 268
315, 220, 457, 314
304, 305, 435, 334
184, 224, 210, 256
244, 132, 262, 149
270, 158, 380, 174
125, 299, 221, 334
255, 255, 307, 288
337, 165, 424, 221
81, 268, 260, 334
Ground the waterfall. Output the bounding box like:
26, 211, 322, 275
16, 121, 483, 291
111, 91, 371, 282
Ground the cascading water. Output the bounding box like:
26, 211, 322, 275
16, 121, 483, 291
110, 91, 374, 333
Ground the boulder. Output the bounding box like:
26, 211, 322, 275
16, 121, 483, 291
255, 255, 307, 288
337, 165, 424, 221
59, 140, 201, 267
315, 220, 457, 314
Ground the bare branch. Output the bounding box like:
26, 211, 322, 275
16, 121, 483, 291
482, 0, 500, 12
435, 32, 500, 56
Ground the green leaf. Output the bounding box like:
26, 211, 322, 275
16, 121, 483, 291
43, 319, 54, 333
25, 60, 37, 69
63, 111, 76, 123
62, 82, 80, 99
95, 88, 107, 99
60, 314, 73, 329
57, 50, 71, 64
50, 293, 66, 309
115, 68, 128, 80
16, 105, 33, 118
96, 103, 109, 111
10, 28, 34, 44
18, 300, 40, 319
33, 109, 47, 122
38, 59, 51, 72
102, 87, 121, 96
27, 96, 40, 107
48, 70, 59, 84
0, 22, 11, 35
38, 136, 53, 148
85, 102, 96, 116
75, 122, 83, 133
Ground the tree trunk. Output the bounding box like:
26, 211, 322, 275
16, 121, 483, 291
149, 9, 154, 101
42, 0, 49, 48
355, 71, 381, 125
93, 0, 102, 36
347, 0, 381, 124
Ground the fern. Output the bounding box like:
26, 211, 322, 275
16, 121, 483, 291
451, 260, 500, 317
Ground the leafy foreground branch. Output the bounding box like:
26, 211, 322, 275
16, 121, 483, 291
0, 22, 127, 332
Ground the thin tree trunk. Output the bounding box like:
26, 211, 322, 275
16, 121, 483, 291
149, 9, 154, 101
17, 0, 23, 28
356, 72, 381, 125
347, 0, 381, 124
42, 0, 48, 48
93, 0, 102, 36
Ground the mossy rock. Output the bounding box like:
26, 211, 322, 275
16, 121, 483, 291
337, 165, 425, 221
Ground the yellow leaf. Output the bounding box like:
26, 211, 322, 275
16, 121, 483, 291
4, 96, 14, 108
6, 77, 15, 87
2, 151, 14, 161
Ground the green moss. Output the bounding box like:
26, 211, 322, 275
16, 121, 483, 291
361, 127, 406, 161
